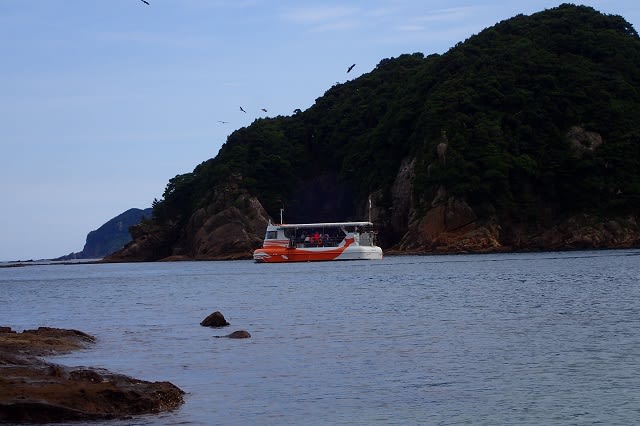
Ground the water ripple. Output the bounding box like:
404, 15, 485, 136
1, 250, 639, 424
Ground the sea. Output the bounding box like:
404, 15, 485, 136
1, 250, 639, 425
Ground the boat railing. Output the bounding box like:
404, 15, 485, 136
358, 232, 374, 246
289, 235, 343, 248
281, 224, 378, 249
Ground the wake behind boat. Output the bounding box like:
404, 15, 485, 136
253, 221, 383, 263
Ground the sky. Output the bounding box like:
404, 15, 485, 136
1, 0, 639, 261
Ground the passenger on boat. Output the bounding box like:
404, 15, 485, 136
313, 231, 321, 246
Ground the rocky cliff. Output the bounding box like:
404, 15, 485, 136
393, 201, 640, 254
382, 152, 640, 254
105, 179, 270, 262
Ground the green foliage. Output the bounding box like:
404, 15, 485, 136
150, 4, 640, 234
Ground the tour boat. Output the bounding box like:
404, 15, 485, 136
253, 220, 383, 263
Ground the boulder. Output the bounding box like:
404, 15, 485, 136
200, 311, 230, 327
215, 330, 251, 339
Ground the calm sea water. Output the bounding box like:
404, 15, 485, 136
1, 250, 639, 425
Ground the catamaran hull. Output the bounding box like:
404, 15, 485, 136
253, 246, 383, 263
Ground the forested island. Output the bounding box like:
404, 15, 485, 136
106, 4, 640, 262
56, 208, 152, 260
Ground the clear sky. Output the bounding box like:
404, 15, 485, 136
1, 0, 639, 261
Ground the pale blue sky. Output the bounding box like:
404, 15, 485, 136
1, 0, 639, 261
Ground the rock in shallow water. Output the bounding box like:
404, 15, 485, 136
200, 311, 230, 327
215, 330, 251, 339
0, 326, 184, 424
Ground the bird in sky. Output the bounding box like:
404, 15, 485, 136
261, 108, 267, 112
239, 106, 246, 113
140, 0, 150, 5
218, 120, 229, 124
347, 64, 356, 73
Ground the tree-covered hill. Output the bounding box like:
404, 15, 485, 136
56, 208, 152, 260
109, 4, 640, 261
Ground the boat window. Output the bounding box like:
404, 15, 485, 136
266, 231, 278, 239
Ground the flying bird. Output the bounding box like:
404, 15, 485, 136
347, 63, 356, 73
140, 0, 150, 5
239, 106, 246, 113
218, 120, 229, 124
261, 108, 267, 112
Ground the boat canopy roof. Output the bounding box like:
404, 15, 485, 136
270, 221, 374, 229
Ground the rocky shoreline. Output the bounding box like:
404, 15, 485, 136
0, 327, 184, 424
99, 190, 640, 263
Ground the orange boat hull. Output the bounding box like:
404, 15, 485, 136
253, 239, 382, 263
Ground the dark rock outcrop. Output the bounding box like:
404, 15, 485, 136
393, 198, 640, 254
200, 311, 230, 328
176, 194, 269, 260
521, 214, 640, 251
0, 327, 184, 424
105, 188, 270, 262
103, 220, 181, 262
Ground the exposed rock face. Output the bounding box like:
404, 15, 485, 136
389, 152, 640, 253
105, 188, 270, 262
389, 157, 415, 240
0, 327, 184, 424
200, 311, 230, 327
104, 221, 180, 262
395, 197, 495, 253
394, 204, 640, 253
176, 194, 270, 260
522, 214, 640, 250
